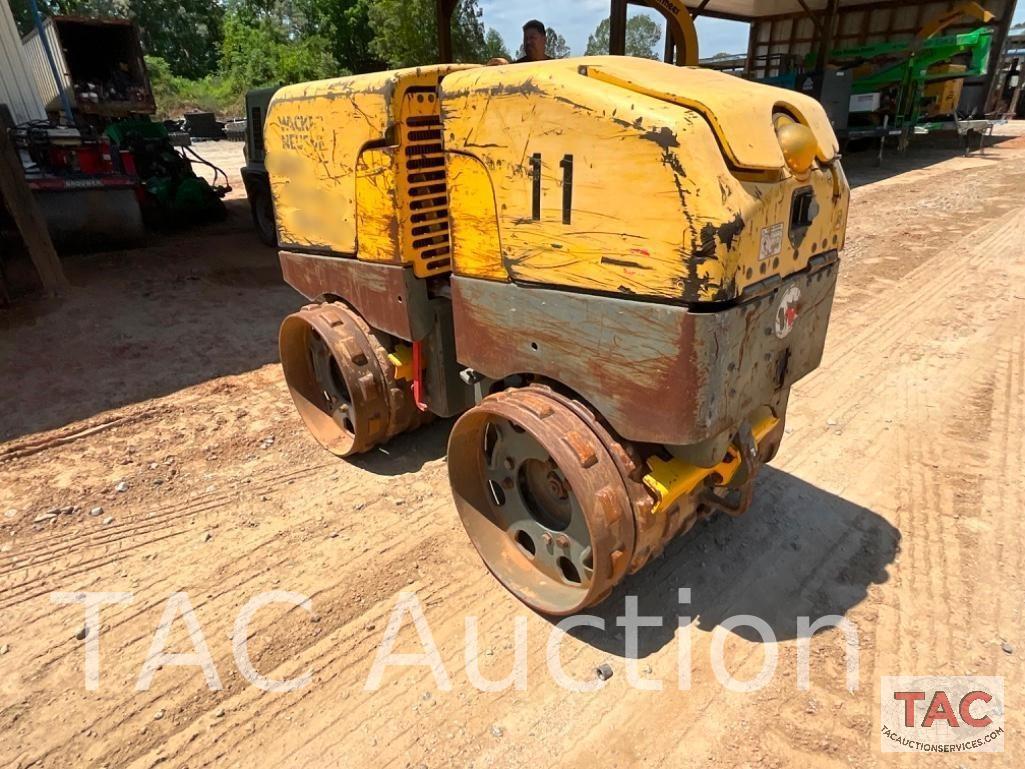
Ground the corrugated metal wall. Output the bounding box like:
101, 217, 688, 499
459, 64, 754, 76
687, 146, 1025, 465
21, 20, 68, 115
0, 0, 45, 124
748, 0, 1016, 80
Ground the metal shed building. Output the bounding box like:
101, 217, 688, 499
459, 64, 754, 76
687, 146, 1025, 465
0, 0, 45, 124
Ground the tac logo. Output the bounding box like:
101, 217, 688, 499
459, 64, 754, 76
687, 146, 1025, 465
774, 285, 801, 339
880, 676, 1005, 753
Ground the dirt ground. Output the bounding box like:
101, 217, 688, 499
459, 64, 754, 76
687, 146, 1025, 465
2, 127, 1025, 768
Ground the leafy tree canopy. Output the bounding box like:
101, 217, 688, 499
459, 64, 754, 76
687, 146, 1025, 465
367, 0, 487, 68
483, 27, 510, 61
219, 0, 338, 90
585, 14, 662, 59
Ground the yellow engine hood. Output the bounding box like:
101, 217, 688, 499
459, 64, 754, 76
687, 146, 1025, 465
575, 56, 840, 172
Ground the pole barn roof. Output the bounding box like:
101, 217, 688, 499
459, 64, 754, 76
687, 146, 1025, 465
684, 0, 1015, 21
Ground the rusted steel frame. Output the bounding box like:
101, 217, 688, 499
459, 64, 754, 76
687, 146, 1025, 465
450, 256, 839, 447
775, 28, 929, 46
983, 0, 1019, 111
858, 7, 871, 46
609, 0, 628, 56
1008, 56, 1025, 115
787, 15, 798, 62
279, 250, 433, 342
745, 21, 758, 77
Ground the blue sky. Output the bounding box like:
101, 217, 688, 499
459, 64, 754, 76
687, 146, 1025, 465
478, 1, 1025, 59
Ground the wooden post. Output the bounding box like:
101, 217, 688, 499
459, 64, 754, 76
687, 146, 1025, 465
0, 105, 68, 297
609, 0, 627, 56
815, 0, 840, 72
435, 0, 456, 63
745, 21, 757, 78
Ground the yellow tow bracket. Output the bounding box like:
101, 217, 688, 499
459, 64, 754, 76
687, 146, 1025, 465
643, 416, 780, 514
387, 344, 413, 382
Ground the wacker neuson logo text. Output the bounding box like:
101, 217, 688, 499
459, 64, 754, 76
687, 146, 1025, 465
880, 676, 1004, 753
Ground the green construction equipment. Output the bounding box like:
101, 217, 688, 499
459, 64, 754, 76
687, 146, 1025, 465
827, 26, 994, 147
104, 119, 228, 228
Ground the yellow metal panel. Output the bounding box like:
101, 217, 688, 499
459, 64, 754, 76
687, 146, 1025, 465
355, 147, 401, 263
440, 58, 849, 303
579, 56, 840, 169
923, 65, 966, 116
915, 1, 994, 40
265, 77, 391, 254
643, 455, 712, 507
446, 152, 506, 281
265, 64, 474, 257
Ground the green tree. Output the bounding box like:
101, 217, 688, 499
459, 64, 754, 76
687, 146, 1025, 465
8, 0, 116, 33
146, 54, 237, 116
367, 0, 487, 68
219, 0, 338, 91
585, 15, 662, 59
514, 26, 571, 59
314, 0, 385, 74
483, 27, 510, 61
546, 27, 571, 58
134, 0, 223, 78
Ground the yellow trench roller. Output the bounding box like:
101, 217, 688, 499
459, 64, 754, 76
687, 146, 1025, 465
267, 57, 849, 615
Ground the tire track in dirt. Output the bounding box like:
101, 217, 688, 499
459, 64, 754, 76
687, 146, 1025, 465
0, 458, 336, 572
285, 473, 893, 769
785, 206, 1024, 478
11, 443, 463, 769
861, 213, 1025, 767
0, 462, 343, 612
6, 149, 1025, 769
17, 476, 452, 660
21, 518, 459, 769
104, 203, 1025, 769
114, 578, 464, 769
794, 185, 1025, 413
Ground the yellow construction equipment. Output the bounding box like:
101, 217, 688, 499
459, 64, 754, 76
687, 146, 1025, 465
268, 55, 849, 615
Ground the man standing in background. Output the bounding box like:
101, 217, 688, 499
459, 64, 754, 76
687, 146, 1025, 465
516, 19, 549, 62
